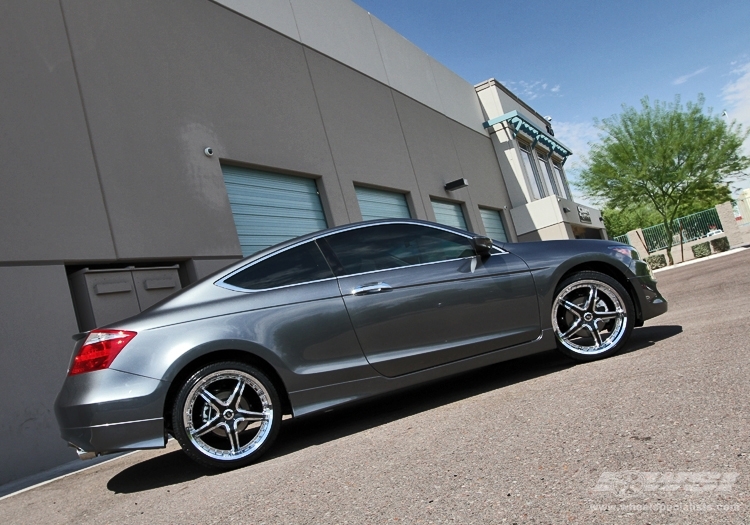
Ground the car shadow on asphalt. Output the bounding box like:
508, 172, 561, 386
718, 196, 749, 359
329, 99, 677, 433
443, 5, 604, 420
619, 324, 682, 356
107, 324, 682, 494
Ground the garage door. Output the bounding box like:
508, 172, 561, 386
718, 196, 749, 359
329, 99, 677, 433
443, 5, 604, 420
355, 187, 411, 221
431, 199, 467, 230
479, 208, 508, 242
222, 165, 328, 256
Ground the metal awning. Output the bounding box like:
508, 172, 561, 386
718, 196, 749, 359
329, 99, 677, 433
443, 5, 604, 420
484, 110, 572, 162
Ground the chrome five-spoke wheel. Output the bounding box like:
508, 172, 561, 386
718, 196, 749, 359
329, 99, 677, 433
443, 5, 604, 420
551, 271, 634, 361
172, 362, 281, 469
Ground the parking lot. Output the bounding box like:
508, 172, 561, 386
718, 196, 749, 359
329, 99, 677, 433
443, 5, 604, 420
1, 249, 748, 524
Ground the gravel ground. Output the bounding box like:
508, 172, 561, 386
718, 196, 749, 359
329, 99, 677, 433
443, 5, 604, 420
1, 250, 748, 524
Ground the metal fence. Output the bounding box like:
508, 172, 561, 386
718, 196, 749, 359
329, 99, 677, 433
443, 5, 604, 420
613, 234, 629, 244
641, 208, 723, 252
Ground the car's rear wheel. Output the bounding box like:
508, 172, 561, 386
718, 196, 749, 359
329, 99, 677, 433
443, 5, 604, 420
551, 271, 634, 362
172, 361, 281, 469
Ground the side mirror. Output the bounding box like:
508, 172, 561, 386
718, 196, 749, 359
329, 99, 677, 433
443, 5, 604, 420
472, 236, 493, 256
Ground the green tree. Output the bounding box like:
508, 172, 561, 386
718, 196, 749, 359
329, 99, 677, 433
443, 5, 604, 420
601, 205, 662, 239
578, 95, 749, 265
602, 183, 731, 239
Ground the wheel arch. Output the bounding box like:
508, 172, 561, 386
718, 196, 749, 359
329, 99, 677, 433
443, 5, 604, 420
163, 349, 293, 435
555, 261, 643, 325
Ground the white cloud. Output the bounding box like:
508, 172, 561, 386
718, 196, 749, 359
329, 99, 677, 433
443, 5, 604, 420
551, 120, 600, 206
672, 66, 708, 85
722, 61, 750, 132
722, 61, 750, 168
500, 79, 561, 101
553, 120, 599, 164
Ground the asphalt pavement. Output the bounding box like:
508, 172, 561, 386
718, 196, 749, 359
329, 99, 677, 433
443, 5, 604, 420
1, 249, 748, 524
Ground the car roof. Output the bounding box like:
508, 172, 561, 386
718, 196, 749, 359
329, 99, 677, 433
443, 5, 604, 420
259, 218, 479, 255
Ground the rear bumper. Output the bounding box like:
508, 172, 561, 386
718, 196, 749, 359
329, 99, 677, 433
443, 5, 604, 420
55, 368, 168, 454
63, 418, 166, 456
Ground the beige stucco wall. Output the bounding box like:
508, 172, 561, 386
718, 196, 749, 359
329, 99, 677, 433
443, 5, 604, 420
517, 222, 571, 242
737, 188, 750, 222
716, 202, 748, 247
510, 196, 604, 238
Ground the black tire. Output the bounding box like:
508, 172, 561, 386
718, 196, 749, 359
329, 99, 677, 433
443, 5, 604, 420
551, 271, 635, 362
171, 361, 281, 469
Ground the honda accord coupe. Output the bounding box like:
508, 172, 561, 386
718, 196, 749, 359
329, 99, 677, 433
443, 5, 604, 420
55, 219, 667, 469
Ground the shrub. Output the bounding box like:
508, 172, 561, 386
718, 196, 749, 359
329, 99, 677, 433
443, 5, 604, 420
691, 242, 711, 258
645, 254, 667, 269
710, 236, 730, 253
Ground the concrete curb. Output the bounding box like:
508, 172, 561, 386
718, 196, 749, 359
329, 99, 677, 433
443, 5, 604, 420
0, 452, 132, 501
653, 246, 747, 273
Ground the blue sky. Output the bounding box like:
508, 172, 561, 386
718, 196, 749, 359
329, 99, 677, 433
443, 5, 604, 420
353, 0, 750, 198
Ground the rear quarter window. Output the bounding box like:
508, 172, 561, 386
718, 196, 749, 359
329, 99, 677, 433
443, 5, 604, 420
222, 241, 333, 290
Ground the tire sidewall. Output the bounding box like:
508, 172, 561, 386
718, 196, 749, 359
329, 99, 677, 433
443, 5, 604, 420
171, 361, 281, 469
552, 271, 635, 362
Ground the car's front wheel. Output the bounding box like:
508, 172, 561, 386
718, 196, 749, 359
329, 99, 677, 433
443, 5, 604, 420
551, 271, 634, 362
171, 361, 281, 469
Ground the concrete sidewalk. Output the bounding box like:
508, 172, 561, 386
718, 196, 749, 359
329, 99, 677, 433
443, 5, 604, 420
0, 452, 131, 501
653, 246, 747, 273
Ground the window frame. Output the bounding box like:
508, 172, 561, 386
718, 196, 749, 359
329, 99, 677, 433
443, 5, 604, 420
536, 149, 560, 198
216, 240, 337, 293
518, 140, 546, 200
322, 222, 480, 278
216, 222, 508, 291
354, 185, 413, 221
478, 207, 509, 243
552, 160, 572, 200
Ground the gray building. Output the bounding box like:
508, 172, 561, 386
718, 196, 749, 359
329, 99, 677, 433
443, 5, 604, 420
0, 0, 604, 485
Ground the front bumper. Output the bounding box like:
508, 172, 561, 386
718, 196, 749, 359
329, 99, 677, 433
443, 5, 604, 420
630, 274, 668, 321
55, 368, 168, 455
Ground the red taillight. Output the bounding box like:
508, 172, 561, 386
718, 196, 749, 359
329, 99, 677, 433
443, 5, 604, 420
69, 330, 137, 375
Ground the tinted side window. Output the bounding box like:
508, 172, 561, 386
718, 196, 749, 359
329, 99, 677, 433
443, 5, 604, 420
325, 224, 474, 276
223, 241, 333, 290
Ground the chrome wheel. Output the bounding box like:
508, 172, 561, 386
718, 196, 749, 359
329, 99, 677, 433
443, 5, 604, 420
552, 277, 629, 356
173, 362, 280, 468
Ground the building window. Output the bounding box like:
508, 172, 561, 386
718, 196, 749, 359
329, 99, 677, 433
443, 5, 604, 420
552, 162, 571, 200
537, 150, 560, 198
355, 186, 411, 221
518, 141, 545, 200
479, 208, 508, 242
221, 165, 328, 256
431, 199, 468, 230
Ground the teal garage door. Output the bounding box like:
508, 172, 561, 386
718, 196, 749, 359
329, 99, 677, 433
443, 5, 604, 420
479, 208, 508, 242
431, 199, 467, 230
222, 165, 328, 256
355, 187, 411, 221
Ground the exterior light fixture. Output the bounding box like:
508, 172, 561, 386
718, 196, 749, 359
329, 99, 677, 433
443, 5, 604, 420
444, 178, 468, 191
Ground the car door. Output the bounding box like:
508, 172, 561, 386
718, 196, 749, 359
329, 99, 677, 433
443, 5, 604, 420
217, 240, 370, 388
321, 223, 540, 377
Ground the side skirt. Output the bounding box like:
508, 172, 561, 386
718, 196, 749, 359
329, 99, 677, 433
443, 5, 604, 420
289, 328, 556, 417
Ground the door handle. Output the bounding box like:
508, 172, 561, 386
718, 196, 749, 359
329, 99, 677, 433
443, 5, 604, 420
351, 282, 393, 295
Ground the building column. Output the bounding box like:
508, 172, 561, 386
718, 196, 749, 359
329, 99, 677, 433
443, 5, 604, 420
626, 228, 649, 259
715, 202, 746, 247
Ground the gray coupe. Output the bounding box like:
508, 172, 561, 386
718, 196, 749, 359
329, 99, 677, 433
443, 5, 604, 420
55, 219, 667, 468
